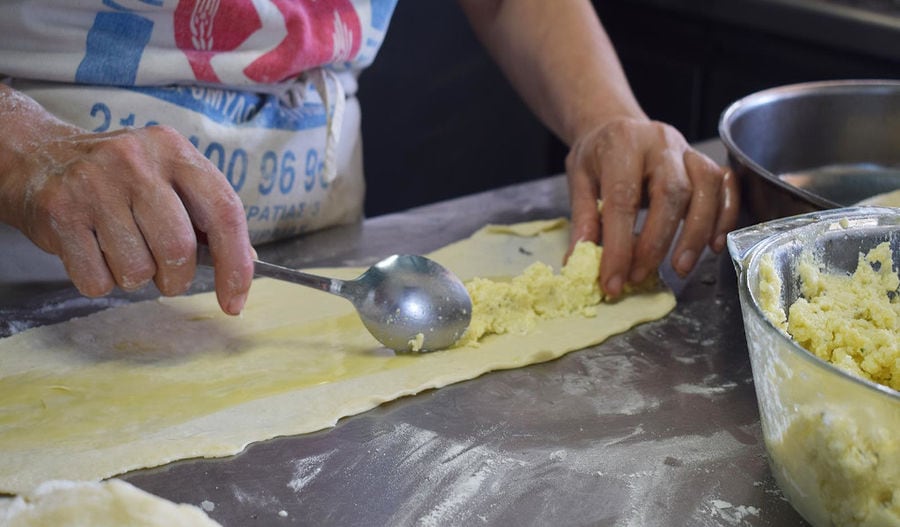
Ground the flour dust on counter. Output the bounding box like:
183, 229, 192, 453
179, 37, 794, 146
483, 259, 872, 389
556, 347, 663, 417
288, 451, 337, 493
674, 373, 741, 398
706, 499, 762, 526
403, 425, 757, 527
270, 357, 770, 527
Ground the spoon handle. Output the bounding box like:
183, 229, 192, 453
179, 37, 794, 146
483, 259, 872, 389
251, 259, 342, 295
196, 245, 345, 296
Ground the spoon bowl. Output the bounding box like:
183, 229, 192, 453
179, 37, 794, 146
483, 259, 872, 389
348, 254, 473, 352
199, 248, 472, 352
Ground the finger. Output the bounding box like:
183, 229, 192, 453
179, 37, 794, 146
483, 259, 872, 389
597, 147, 643, 298
93, 205, 157, 292
159, 132, 253, 315
669, 149, 723, 277
200, 196, 254, 316
565, 155, 601, 262
133, 186, 197, 297
711, 169, 740, 253
56, 225, 116, 298
631, 148, 691, 283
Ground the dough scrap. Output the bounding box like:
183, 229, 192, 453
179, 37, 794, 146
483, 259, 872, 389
0, 220, 676, 494
0, 479, 221, 527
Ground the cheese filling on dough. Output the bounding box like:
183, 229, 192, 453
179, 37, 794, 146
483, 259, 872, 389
459, 241, 604, 345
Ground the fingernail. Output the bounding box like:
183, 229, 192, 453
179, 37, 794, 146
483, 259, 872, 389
227, 292, 247, 315
629, 267, 648, 284
676, 250, 697, 276
713, 234, 726, 253
605, 275, 624, 297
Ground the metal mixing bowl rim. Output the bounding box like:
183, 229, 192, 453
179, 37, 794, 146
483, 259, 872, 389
738, 209, 900, 403
718, 79, 900, 210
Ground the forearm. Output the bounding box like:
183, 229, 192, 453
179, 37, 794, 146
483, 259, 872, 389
457, 0, 646, 146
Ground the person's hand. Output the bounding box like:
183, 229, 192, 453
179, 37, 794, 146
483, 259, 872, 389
565, 117, 739, 298
0, 109, 254, 315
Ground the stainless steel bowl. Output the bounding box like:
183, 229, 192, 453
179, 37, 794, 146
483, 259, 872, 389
728, 207, 900, 527
719, 80, 900, 221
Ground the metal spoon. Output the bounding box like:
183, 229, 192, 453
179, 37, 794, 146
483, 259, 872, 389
198, 247, 472, 352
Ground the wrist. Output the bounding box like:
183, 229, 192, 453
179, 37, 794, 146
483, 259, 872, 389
0, 87, 78, 230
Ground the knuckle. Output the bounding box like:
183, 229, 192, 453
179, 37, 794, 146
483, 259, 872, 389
99, 132, 145, 162
691, 162, 725, 188
153, 130, 205, 165
566, 131, 615, 172
215, 212, 247, 237
196, 192, 246, 236
214, 192, 247, 224
155, 232, 197, 270
155, 260, 193, 296
75, 275, 114, 298
156, 276, 190, 297
649, 175, 691, 204
75, 138, 156, 192
164, 233, 197, 263
142, 124, 187, 147
602, 179, 641, 211
118, 263, 155, 292
654, 120, 683, 144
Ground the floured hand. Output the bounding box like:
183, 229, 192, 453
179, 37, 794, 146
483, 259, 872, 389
0, 86, 254, 315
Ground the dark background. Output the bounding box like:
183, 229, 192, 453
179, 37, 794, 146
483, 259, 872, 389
358, 0, 900, 217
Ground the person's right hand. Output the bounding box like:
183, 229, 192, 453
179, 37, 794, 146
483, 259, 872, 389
0, 88, 254, 315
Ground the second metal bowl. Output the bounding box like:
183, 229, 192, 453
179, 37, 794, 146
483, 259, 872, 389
719, 79, 900, 221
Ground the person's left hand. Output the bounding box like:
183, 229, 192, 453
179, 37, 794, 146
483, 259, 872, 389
565, 117, 739, 298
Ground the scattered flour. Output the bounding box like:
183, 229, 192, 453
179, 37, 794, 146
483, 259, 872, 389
672, 355, 700, 365
548, 449, 567, 462
559, 351, 661, 416
288, 450, 336, 493
709, 498, 761, 525
229, 485, 279, 509
674, 374, 739, 398
355, 419, 755, 527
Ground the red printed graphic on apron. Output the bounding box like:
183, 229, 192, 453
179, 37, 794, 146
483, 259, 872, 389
174, 0, 363, 84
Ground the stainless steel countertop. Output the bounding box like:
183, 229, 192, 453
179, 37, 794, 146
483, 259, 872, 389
0, 141, 810, 526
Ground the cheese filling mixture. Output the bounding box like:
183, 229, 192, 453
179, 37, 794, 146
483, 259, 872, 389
458, 240, 658, 346
758, 241, 900, 527
765, 241, 899, 391
458, 241, 604, 346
